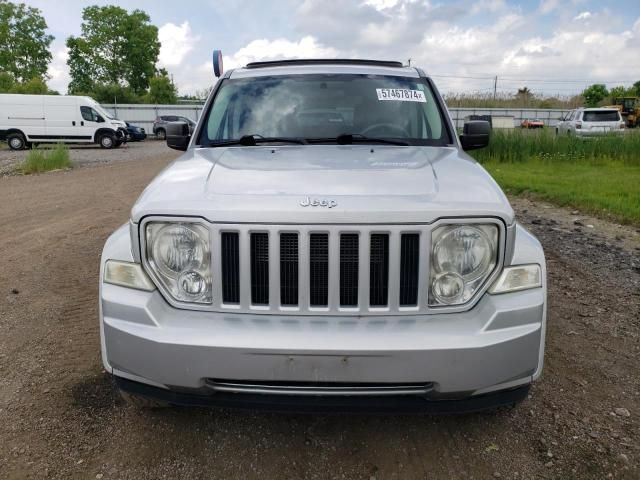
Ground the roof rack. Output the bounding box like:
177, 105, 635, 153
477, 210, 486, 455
244, 59, 405, 69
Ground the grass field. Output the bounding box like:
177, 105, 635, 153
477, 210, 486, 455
472, 129, 640, 225
21, 143, 71, 174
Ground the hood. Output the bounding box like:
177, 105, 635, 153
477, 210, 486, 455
131, 145, 513, 225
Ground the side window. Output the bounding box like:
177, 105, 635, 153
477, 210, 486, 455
80, 106, 99, 122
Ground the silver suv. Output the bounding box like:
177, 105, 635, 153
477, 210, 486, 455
100, 59, 546, 412
152, 115, 195, 139
556, 108, 624, 137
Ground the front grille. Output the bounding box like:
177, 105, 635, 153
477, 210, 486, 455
215, 226, 431, 314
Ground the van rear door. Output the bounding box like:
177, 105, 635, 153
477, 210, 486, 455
6, 95, 46, 139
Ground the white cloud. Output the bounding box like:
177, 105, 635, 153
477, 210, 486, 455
364, 0, 401, 10
538, 0, 559, 15
46, 46, 70, 93
573, 11, 592, 21
158, 21, 199, 68
222, 36, 339, 70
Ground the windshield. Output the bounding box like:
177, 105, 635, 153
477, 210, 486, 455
198, 74, 452, 146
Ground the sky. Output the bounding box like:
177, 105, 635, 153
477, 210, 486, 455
22, 0, 640, 97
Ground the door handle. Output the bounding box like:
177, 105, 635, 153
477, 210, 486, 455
72, 121, 76, 126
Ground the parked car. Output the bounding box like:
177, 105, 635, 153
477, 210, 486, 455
101, 59, 546, 412
521, 118, 544, 129
0, 94, 127, 150
125, 122, 146, 141
152, 115, 195, 139
556, 108, 625, 137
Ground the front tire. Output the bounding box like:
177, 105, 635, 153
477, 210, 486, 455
99, 133, 116, 149
7, 133, 26, 150
156, 129, 166, 140
119, 390, 170, 409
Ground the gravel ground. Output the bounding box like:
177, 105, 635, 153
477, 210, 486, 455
0, 140, 167, 175
0, 150, 638, 479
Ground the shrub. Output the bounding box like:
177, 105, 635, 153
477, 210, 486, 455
21, 144, 71, 174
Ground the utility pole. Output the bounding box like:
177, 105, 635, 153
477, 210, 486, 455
493, 75, 498, 101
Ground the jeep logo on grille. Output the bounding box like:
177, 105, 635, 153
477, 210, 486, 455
300, 196, 338, 208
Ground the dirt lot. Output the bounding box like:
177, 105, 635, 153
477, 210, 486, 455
0, 140, 167, 175
0, 146, 638, 479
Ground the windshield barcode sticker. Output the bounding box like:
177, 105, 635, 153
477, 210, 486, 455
376, 88, 426, 103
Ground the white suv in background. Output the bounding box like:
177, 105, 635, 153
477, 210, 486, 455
556, 108, 625, 137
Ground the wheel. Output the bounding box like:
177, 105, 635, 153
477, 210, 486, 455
7, 133, 26, 150
99, 133, 115, 149
156, 129, 166, 140
119, 390, 170, 409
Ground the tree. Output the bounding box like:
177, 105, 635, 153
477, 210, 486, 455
515, 86, 533, 106
609, 85, 629, 100
633, 80, 640, 97
66, 5, 160, 95
0, 0, 53, 82
0, 71, 15, 92
82, 83, 142, 104
145, 74, 177, 104
11, 76, 48, 94
582, 84, 608, 107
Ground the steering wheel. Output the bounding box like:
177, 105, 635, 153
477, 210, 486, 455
361, 123, 410, 137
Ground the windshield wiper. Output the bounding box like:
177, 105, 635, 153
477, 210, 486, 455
209, 134, 307, 147
308, 133, 409, 146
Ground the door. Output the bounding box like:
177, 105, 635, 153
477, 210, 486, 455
44, 97, 85, 141
77, 104, 105, 142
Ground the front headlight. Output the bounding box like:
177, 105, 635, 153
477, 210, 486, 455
429, 224, 498, 306
145, 222, 212, 303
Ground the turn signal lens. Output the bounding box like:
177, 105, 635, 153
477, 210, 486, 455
489, 264, 541, 294
104, 260, 155, 291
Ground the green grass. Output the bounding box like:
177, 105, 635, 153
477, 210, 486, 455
472, 129, 640, 225
21, 143, 71, 174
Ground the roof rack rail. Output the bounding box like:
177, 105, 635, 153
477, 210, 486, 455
245, 59, 404, 69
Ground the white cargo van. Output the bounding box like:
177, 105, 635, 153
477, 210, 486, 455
0, 94, 127, 150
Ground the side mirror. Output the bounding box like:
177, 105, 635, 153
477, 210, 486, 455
166, 121, 191, 151
460, 120, 490, 151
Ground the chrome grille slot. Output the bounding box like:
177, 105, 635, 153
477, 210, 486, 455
279, 233, 299, 306
250, 233, 269, 305
220, 232, 240, 303
309, 233, 329, 307
399, 233, 420, 306
340, 234, 359, 307
369, 234, 389, 307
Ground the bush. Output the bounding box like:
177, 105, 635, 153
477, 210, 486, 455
21, 144, 71, 174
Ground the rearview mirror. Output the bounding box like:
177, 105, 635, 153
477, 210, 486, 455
166, 121, 191, 151
460, 120, 490, 151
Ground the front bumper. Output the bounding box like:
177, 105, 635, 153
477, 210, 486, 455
102, 283, 544, 397
115, 376, 530, 413
99, 222, 546, 409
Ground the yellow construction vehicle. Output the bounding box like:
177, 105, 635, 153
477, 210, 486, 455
606, 97, 640, 128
